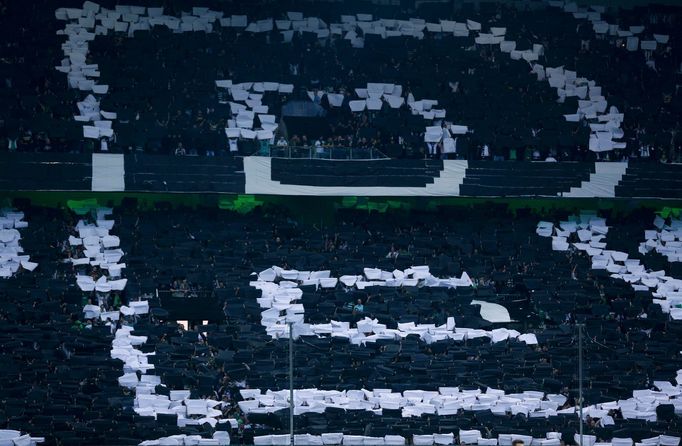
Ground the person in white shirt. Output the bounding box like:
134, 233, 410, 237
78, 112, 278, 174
480, 144, 490, 159
276, 137, 288, 147
314, 138, 324, 157
639, 144, 650, 159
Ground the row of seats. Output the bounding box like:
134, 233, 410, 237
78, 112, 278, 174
615, 164, 682, 199
271, 159, 443, 188
124, 154, 245, 193
0, 153, 92, 191
459, 162, 594, 196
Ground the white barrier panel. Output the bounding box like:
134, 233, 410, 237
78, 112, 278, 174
92, 153, 125, 191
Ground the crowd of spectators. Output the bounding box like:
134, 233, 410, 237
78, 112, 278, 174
111, 203, 682, 440
2, 200, 682, 443
0, 0, 680, 162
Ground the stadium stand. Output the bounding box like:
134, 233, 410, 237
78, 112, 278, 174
3, 200, 682, 444
0, 0, 679, 162
0, 0, 681, 444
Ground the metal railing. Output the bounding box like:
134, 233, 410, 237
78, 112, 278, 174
265, 145, 389, 160
156, 288, 214, 299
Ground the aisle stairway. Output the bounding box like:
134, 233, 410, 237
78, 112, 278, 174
563, 162, 628, 198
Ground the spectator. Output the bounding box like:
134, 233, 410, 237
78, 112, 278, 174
639, 144, 651, 159
175, 142, 187, 156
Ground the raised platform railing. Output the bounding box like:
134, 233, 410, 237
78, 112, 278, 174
265, 145, 388, 160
